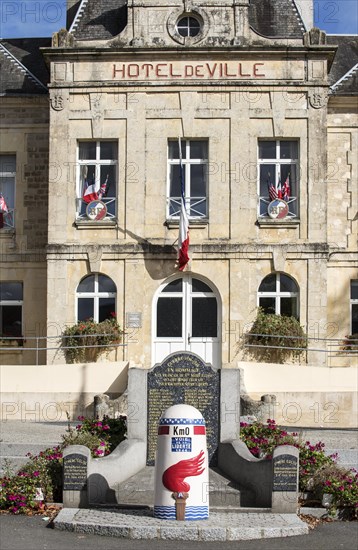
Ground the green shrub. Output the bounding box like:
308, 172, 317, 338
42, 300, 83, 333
309, 463, 358, 508
242, 309, 307, 363
62, 415, 127, 457
340, 333, 358, 353
0, 415, 127, 513
0, 447, 63, 513
61, 315, 123, 363
240, 419, 358, 511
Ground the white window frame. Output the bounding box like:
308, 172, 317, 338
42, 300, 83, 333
257, 273, 299, 319
176, 15, 201, 37
76, 141, 117, 221
76, 274, 116, 322
0, 155, 16, 229
351, 280, 358, 334
167, 139, 208, 220
258, 140, 299, 219
0, 282, 23, 339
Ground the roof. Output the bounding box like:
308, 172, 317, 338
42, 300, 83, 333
249, 0, 305, 39
327, 35, 358, 94
69, 0, 127, 41
0, 38, 50, 95
68, 0, 305, 42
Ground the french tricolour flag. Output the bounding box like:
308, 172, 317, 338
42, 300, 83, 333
177, 139, 190, 271
83, 176, 100, 204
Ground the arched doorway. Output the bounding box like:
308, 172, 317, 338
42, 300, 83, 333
152, 274, 221, 367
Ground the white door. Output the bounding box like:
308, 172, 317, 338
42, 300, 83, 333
153, 275, 221, 367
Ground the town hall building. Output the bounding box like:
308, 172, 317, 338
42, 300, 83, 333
0, 0, 357, 379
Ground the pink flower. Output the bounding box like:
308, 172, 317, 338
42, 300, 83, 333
33, 471, 40, 477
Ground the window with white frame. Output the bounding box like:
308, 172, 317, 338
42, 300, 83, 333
76, 141, 117, 221
76, 274, 116, 322
258, 273, 299, 319
258, 140, 299, 219
0, 282, 23, 339
351, 280, 358, 334
0, 155, 15, 229
167, 139, 208, 220
176, 15, 201, 37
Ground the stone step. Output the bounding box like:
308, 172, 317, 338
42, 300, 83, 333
111, 466, 241, 507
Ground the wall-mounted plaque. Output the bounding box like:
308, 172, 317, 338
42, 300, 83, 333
147, 352, 220, 466
126, 312, 142, 328
272, 454, 298, 492
63, 453, 88, 491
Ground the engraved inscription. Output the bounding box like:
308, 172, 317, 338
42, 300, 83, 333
63, 454, 88, 491
273, 455, 298, 492
147, 353, 219, 466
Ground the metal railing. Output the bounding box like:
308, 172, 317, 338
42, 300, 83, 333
0, 333, 127, 365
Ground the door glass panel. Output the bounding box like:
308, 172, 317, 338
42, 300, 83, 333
78, 298, 94, 321
157, 297, 182, 337
192, 297, 217, 337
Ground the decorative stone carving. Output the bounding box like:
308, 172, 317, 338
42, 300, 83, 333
303, 27, 327, 46
52, 28, 75, 48
309, 90, 328, 109
50, 95, 65, 111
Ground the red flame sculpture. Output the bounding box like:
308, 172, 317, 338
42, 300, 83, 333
162, 450, 205, 493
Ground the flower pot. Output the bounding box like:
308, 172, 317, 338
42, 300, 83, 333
322, 493, 334, 508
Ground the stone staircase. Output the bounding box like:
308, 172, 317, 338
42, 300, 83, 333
111, 466, 244, 509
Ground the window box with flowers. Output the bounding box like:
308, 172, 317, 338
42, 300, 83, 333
61, 313, 123, 363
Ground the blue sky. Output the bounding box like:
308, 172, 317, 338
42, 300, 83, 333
0, 0, 357, 38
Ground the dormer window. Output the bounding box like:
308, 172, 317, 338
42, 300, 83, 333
176, 15, 201, 37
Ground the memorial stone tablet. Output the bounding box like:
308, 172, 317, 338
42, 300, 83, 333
272, 454, 298, 492
147, 352, 220, 465
63, 453, 88, 491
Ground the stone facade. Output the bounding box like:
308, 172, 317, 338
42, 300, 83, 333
0, 0, 357, 370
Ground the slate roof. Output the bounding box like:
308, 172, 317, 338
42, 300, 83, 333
0, 38, 50, 95
249, 0, 305, 38
67, 0, 305, 42
69, 0, 127, 41
327, 35, 358, 95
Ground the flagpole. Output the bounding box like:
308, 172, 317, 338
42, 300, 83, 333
177, 137, 190, 271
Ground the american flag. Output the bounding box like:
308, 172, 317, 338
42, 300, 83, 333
268, 179, 278, 201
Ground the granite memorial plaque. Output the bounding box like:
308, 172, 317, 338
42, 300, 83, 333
147, 352, 220, 466
63, 453, 88, 491
272, 454, 298, 492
